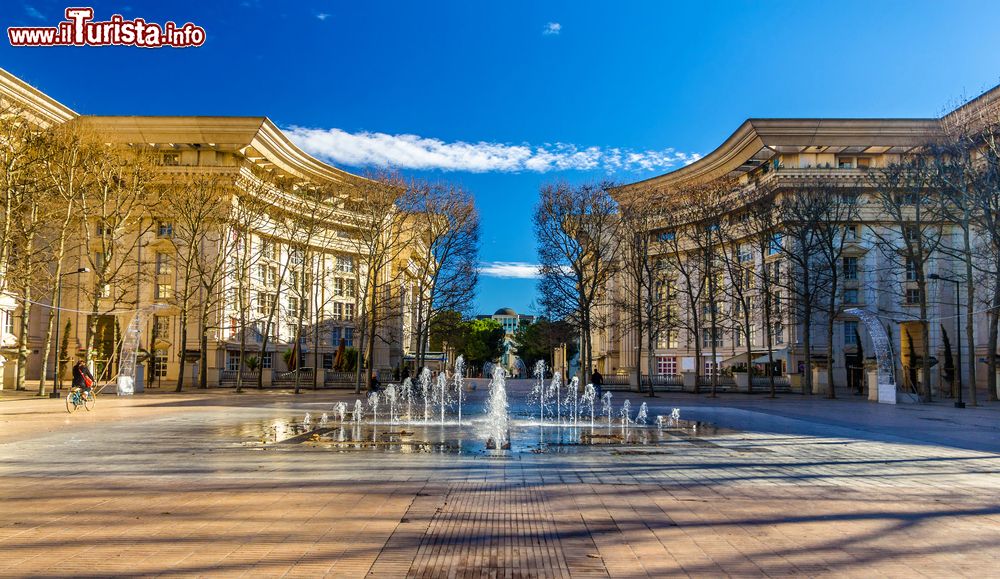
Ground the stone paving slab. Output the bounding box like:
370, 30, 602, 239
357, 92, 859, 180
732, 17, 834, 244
1, 387, 1000, 577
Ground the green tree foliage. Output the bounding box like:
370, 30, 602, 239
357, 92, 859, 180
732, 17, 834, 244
513, 317, 578, 370
429, 312, 505, 367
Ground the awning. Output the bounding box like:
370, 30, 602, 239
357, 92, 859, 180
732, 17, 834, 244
720, 351, 770, 368
752, 350, 789, 364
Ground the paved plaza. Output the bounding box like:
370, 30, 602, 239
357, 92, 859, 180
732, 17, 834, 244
1, 383, 999, 577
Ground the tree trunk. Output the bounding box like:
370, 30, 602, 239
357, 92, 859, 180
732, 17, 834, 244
802, 309, 813, 396
176, 311, 188, 392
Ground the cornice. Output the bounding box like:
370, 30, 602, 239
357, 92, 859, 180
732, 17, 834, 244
0, 67, 77, 127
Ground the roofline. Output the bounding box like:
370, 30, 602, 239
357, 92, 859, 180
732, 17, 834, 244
0, 67, 77, 126
619, 116, 946, 193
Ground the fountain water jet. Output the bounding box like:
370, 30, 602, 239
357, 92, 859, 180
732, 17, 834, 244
454, 356, 465, 426
484, 365, 510, 449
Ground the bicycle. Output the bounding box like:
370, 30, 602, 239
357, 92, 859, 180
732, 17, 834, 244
66, 387, 96, 413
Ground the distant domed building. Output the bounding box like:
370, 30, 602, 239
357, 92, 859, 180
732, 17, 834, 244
477, 307, 536, 374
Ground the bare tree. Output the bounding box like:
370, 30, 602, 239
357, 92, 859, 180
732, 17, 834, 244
74, 139, 156, 379
535, 181, 620, 385
616, 186, 680, 395
33, 124, 101, 395
158, 175, 235, 391
405, 181, 480, 371
226, 174, 270, 394
1, 111, 48, 391
342, 171, 411, 394
937, 101, 1000, 403
866, 157, 942, 402
745, 196, 783, 398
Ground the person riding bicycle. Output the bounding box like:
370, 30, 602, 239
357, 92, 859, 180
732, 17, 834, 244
71, 359, 94, 399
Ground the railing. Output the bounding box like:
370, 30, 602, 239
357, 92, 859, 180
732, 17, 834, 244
601, 374, 631, 388
324, 370, 357, 385
640, 375, 684, 391
273, 368, 315, 387
698, 375, 736, 390
220, 369, 260, 385
752, 375, 790, 388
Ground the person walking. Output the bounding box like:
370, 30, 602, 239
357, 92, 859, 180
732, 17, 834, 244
591, 367, 604, 399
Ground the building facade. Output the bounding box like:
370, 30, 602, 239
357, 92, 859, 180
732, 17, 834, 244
0, 68, 424, 389
596, 85, 1000, 398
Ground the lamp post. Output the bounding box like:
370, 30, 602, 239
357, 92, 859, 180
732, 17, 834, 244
49, 267, 90, 398
929, 273, 964, 408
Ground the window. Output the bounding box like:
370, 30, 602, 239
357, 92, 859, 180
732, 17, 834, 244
288, 296, 300, 316
701, 328, 722, 348
334, 278, 345, 296
333, 302, 344, 320
905, 288, 921, 305
96, 222, 109, 236
94, 252, 108, 271
155, 284, 173, 300
336, 255, 354, 273
152, 315, 170, 340
771, 322, 784, 345
344, 303, 355, 321
657, 230, 676, 242
161, 152, 180, 166
838, 157, 854, 169
843, 257, 858, 281
738, 245, 753, 263
257, 292, 276, 315
3, 310, 14, 335
844, 321, 859, 346
656, 356, 677, 376
843, 288, 859, 305
331, 327, 342, 344
226, 351, 241, 372
897, 192, 919, 206
344, 327, 354, 347
658, 329, 679, 349
261, 352, 272, 369
153, 349, 168, 377
766, 261, 781, 285
771, 291, 782, 316
157, 222, 173, 237
845, 224, 860, 241
734, 328, 743, 348
768, 233, 783, 256
260, 239, 274, 260
704, 361, 718, 376
289, 248, 304, 266
903, 225, 919, 242
155, 253, 173, 275
98, 283, 112, 298
322, 353, 334, 370
905, 258, 918, 281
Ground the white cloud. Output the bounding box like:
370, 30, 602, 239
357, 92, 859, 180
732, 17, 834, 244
479, 262, 542, 279
286, 126, 701, 174
543, 22, 561, 35
316, 12, 331, 21
24, 4, 44, 19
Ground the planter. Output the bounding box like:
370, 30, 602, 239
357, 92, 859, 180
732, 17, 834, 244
681, 371, 697, 392
733, 372, 750, 393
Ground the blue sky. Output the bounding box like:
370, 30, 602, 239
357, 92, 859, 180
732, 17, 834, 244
4, 1, 1000, 316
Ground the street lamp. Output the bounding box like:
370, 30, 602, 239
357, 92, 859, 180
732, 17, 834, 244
929, 273, 964, 408
48, 267, 89, 399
